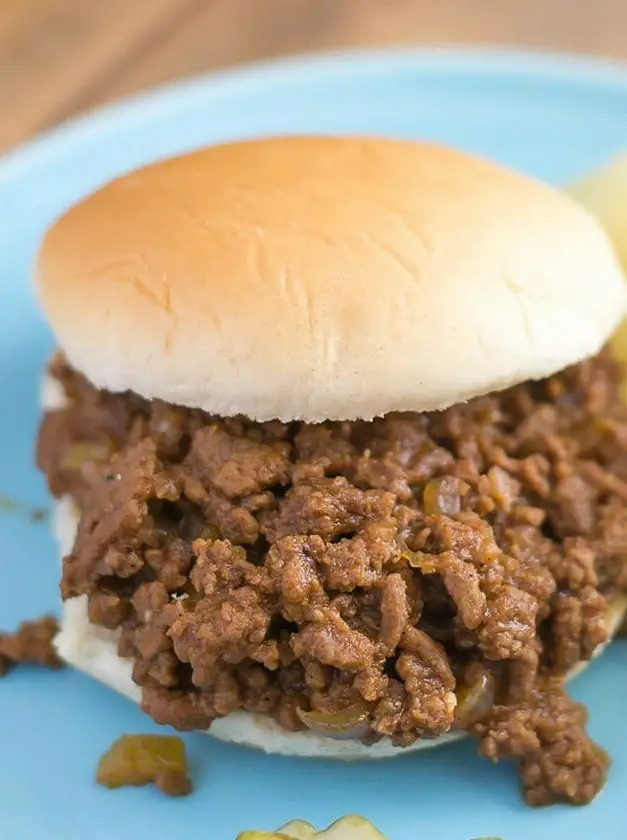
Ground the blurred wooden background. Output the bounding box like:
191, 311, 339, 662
3, 0, 627, 152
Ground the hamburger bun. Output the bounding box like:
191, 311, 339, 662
45, 373, 626, 760
37, 136, 626, 423
51, 496, 461, 759
46, 379, 453, 759
39, 138, 627, 762
50, 494, 627, 759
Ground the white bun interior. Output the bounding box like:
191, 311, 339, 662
40, 372, 68, 412
37, 137, 627, 422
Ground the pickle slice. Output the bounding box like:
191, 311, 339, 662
317, 816, 387, 839
277, 821, 318, 839
237, 816, 386, 840
96, 734, 191, 796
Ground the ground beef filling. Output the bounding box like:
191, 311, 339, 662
38, 352, 627, 805
0, 617, 63, 675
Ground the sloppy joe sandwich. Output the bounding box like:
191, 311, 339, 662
36, 136, 627, 805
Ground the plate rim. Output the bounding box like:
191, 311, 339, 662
4, 45, 627, 182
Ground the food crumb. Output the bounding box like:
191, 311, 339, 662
0, 654, 11, 677
0, 495, 50, 523
155, 770, 193, 797
96, 734, 192, 797
0, 616, 63, 674
0, 495, 19, 513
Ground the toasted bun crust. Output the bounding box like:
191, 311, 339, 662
51, 496, 625, 760
37, 137, 626, 422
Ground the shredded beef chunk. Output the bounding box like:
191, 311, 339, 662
38, 351, 627, 806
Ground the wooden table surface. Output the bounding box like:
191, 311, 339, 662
3, 0, 627, 152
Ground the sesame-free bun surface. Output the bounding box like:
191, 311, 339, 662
37, 136, 626, 421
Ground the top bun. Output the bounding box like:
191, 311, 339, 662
37, 136, 626, 421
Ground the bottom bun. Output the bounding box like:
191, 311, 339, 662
52, 497, 626, 760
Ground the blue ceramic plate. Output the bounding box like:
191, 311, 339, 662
2, 48, 627, 840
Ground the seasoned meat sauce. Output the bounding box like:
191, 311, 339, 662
38, 352, 627, 805
0, 616, 63, 675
